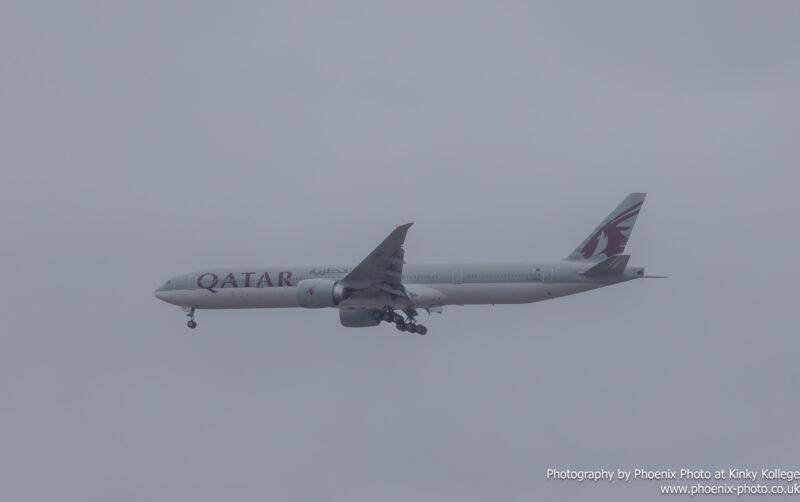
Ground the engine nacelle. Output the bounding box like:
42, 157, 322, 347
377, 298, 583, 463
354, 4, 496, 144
339, 309, 380, 328
296, 279, 345, 308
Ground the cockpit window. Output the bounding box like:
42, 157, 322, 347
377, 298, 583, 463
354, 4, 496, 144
157, 276, 188, 291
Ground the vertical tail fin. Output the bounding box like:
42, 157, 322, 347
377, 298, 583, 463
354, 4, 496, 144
566, 193, 646, 262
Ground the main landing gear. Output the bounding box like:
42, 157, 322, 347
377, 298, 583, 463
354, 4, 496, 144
186, 307, 197, 329
373, 307, 428, 335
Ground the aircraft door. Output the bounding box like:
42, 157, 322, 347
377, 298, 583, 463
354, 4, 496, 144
452, 269, 464, 284
543, 268, 554, 283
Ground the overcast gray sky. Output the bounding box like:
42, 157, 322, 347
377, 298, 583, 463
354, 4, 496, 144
1, 1, 799, 500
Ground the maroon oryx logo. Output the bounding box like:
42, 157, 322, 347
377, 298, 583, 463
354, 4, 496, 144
580, 201, 643, 258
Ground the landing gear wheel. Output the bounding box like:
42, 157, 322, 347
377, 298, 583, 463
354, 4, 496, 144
407, 324, 418, 334
395, 322, 407, 332
392, 313, 404, 323
185, 307, 197, 329
415, 324, 427, 336
382, 311, 393, 322
372, 310, 383, 322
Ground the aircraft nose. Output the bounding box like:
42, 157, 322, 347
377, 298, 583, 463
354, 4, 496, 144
154, 280, 171, 301
155, 277, 183, 304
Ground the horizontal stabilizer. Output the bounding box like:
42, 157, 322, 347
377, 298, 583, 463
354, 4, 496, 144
581, 255, 630, 277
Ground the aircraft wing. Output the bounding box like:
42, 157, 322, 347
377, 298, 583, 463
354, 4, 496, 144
341, 222, 412, 298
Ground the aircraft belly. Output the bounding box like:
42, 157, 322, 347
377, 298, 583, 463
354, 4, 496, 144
435, 282, 595, 305
168, 288, 299, 309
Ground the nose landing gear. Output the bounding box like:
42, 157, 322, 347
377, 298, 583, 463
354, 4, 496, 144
185, 307, 197, 329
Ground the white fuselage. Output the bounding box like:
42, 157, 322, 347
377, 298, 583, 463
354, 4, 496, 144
154, 261, 644, 310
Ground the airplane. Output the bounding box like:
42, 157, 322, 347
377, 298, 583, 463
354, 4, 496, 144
155, 193, 663, 335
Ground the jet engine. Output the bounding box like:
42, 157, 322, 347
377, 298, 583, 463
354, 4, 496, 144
339, 309, 380, 327
295, 279, 345, 308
